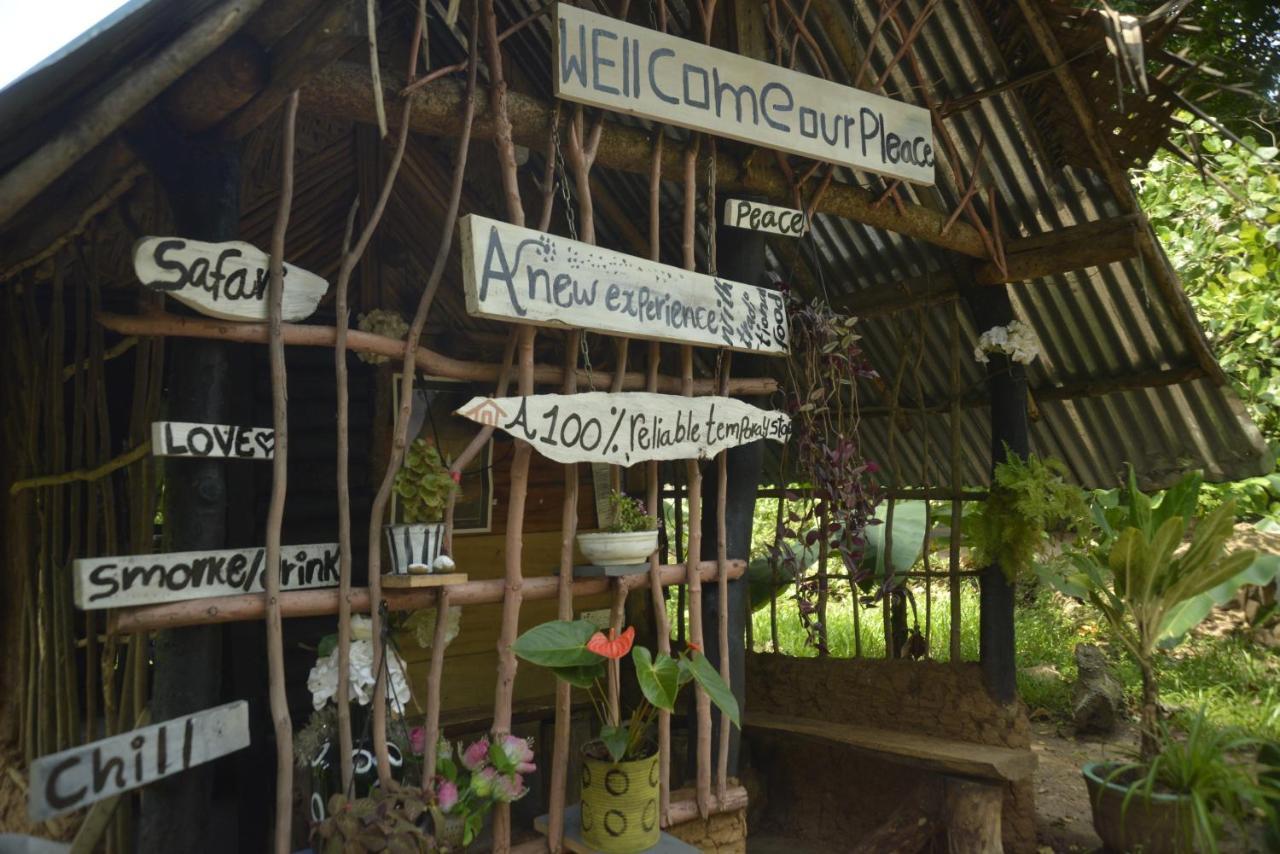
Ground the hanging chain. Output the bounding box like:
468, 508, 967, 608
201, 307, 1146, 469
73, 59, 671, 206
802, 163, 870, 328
552, 113, 594, 388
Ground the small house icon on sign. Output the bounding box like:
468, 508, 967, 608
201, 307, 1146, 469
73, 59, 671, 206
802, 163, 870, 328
462, 399, 507, 427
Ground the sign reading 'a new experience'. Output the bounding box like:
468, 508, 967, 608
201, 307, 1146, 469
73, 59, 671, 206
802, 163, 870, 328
553, 4, 935, 185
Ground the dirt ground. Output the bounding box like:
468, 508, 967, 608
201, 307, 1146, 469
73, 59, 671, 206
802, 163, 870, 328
1031, 718, 1125, 852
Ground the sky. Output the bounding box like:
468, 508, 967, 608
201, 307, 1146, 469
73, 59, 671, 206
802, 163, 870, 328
0, 0, 130, 90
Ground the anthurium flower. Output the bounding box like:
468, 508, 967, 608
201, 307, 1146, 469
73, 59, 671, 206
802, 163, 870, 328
586, 626, 635, 660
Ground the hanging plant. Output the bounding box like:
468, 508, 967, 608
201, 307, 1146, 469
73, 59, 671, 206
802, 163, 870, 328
771, 292, 880, 650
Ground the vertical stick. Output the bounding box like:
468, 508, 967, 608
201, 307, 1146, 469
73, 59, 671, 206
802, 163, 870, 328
949, 302, 963, 663
264, 91, 300, 854
770, 490, 783, 652
644, 131, 674, 826
421, 587, 452, 788
714, 355, 732, 798
547, 330, 580, 852
817, 504, 829, 657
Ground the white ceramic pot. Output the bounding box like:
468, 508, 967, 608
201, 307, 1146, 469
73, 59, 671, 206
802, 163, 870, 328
384, 523, 445, 574
576, 530, 659, 566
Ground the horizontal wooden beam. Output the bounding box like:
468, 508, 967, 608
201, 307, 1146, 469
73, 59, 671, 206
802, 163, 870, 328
97, 311, 780, 396
298, 63, 990, 259
975, 217, 1141, 286
108, 559, 743, 634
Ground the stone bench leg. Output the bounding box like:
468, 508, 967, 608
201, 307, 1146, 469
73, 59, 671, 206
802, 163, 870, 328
943, 777, 1003, 853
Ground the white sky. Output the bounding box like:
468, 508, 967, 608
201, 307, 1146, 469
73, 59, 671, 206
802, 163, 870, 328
0, 0, 131, 90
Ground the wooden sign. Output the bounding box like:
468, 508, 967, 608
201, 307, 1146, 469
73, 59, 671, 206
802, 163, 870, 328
460, 215, 788, 354
151, 421, 274, 460
74, 543, 340, 610
456, 392, 790, 465
724, 199, 807, 237
132, 236, 328, 322
553, 4, 935, 185
29, 701, 249, 821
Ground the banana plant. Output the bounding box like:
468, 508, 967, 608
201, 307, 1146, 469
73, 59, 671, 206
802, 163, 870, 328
1054, 469, 1256, 760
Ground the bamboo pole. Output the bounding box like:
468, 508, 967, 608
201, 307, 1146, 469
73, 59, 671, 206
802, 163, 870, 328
110, 561, 745, 634
421, 587, 453, 788
264, 91, 300, 854
95, 312, 779, 397
0, 0, 268, 227
949, 302, 963, 663
714, 355, 731, 799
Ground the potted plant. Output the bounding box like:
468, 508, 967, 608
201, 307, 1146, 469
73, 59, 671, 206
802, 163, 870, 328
388, 437, 459, 574
1052, 469, 1264, 851
312, 787, 433, 853
512, 620, 739, 853
298, 615, 416, 822
415, 733, 535, 851
576, 491, 658, 566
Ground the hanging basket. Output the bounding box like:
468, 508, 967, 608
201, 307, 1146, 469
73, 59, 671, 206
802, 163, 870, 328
384, 522, 446, 574
579, 743, 660, 854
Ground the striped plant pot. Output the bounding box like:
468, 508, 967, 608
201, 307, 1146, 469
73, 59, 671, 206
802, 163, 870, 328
384, 522, 445, 575
579, 746, 660, 853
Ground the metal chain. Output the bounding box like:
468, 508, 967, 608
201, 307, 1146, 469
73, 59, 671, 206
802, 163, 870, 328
552, 118, 578, 243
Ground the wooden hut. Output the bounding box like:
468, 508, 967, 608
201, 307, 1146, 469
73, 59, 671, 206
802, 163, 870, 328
0, 0, 1268, 852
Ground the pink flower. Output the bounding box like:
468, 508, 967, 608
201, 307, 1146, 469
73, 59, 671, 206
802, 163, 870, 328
493, 772, 527, 803
866, 460, 880, 473
436, 779, 459, 813
409, 726, 426, 756
449, 470, 462, 484
472, 766, 497, 798
499, 735, 536, 774
461, 737, 490, 771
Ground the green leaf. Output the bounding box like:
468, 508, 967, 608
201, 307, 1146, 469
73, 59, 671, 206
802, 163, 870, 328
317, 633, 337, 659
1159, 552, 1280, 644
633, 647, 680, 712
511, 620, 602, 667
550, 661, 606, 689
680, 652, 740, 728
864, 500, 929, 582
600, 725, 630, 763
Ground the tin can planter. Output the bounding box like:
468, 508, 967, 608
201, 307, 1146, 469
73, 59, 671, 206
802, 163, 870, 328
576, 530, 658, 567
384, 522, 445, 574
579, 744, 660, 854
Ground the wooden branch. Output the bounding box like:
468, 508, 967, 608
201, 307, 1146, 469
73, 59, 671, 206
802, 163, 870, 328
108, 560, 744, 634
264, 91, 300, 854
96, 311, 780, 396
63, 337, 137, 381
976, 221, 1140, 286
219, 0, 361, 139
0, 0, 268, 227
299, 64, 990, 258
9, 441, 150, 495
421, 587, 452, 790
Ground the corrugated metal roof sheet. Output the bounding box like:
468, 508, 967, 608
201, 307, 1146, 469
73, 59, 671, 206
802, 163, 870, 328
0, 0, 1269, 492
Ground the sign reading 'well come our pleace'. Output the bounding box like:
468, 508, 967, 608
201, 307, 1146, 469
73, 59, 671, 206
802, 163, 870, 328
456, 392, 790, 466
460, 214, 788, 354
29, 701, 249, 821
553, 4, 935, 185
73, 543, 340, 610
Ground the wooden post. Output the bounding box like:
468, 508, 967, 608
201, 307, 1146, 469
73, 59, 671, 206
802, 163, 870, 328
133, 119, 239, 853
961, 268, 1026, 703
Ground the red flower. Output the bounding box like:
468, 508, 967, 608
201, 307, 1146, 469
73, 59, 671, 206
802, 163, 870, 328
687, 641, 701, 653
450, 470, 462, 484
586, 626, 635, 660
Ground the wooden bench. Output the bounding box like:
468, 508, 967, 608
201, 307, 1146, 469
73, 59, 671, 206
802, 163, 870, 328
745, 712, 1037, 853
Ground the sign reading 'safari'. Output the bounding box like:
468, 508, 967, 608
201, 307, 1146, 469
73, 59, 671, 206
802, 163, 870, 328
553, 4, 935, 185
460, 215, 788, 353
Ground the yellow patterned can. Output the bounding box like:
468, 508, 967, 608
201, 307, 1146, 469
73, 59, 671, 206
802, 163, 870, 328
579, 748, 661, 853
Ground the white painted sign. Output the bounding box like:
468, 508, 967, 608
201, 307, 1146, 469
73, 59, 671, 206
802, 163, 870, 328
151, 421, 274, 460
74, 543, 340, 610
455, 392, 790, 466
132, 236, 329, 322
29, 702, 249, 821
724, 199, 807, 236
553, 4, 935, 184
460, 215, 788, 354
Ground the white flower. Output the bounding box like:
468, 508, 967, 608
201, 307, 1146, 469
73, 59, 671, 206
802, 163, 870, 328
351, 614, 373, 641
306, 636, 413, 713
973, 346, 989, 365
974, 320, 1040, 366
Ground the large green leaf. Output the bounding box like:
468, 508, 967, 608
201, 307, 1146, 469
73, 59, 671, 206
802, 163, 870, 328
599, 725, 630, 763
1159, 552, 1280, 644
680, 652, 740, 728
552, 662, 606, 689
512, 620, 601, 667
746, 542, 818, 611
633, 647, 679, 712
864, 500, 929, 582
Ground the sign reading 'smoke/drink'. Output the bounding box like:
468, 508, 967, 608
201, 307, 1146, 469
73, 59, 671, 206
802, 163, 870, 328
456, 392, 790, 466
73, 543, 340, 610
152, 421, 275, 460
132, 236, 329, 322
554, 4, 935, 184
461, 215, 788, 354
29, 701, 250, 821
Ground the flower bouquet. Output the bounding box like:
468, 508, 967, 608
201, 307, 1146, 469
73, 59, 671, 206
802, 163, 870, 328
513, 620, 739, 853
418, 733, 536, 851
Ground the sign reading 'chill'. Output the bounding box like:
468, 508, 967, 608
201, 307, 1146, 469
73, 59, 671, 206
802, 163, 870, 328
460, 215, 788, 354
553, 4, 935, 185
